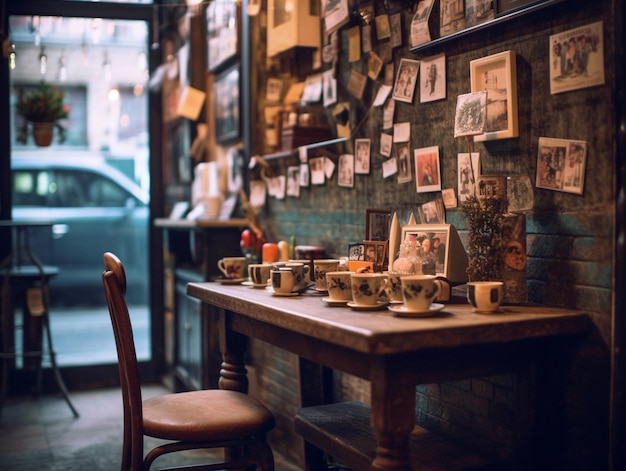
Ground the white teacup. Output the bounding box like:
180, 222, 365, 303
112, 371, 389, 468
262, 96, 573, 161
386, 271, 413, 303
350, 273, 388, 306
217, 256, 246, 279
284, 262, 310, 292
313, 259, 341, 291
248, 263, 272, 286
401, 275, 440, 311
467, 281, 504, 313
325, 271, 354, 301
271, 268, 297, 294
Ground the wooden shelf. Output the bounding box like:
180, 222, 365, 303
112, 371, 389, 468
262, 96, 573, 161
296, 401, 496, 471
263, 137, 348, 161
410, 0, 567, 55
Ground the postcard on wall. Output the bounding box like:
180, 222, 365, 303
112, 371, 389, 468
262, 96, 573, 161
457, 152, 480, 203
355, 138, 371, 175
287, 166, 301, 198
389, 13, 403, 49
322, 69, 337, 107
347, 69, 367, 99
266, 78, 283, 102
395, 142, 412, 184
414, 146, 441, 193
380, 132, 392, 156
301, 74, 323, 103
373, 84, 392, 106
347, 26, 362, 62
506, 175, 534, 213
310, 157, 326, 185
392, 58, 420, 103
375, 14, 391, 39
420, 54, 446, 103
338, 154, 355, 188
454, 92, 486, 138
465, 0, 494, 28
299, 163, 310, 187
410, 0, 435, 47
418, 198, 445, 224
536, 137, 587, 195
383, 98, 395, 129
393, 122, 411, 142
382, 156, 398, 178
440, 0, 466, 37
323, 0, 350, 35
549, 21, 604, 95
368, 51, 384, 80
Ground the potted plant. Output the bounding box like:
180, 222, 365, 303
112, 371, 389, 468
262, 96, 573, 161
16, 81, 69, 146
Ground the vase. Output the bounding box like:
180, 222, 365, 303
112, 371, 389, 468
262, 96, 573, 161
32, 122, 55, 147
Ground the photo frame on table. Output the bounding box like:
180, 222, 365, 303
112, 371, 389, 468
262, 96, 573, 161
206, 0, 239, 72
470, 50, 518, 141
364, 240, 388, 273
365, 209, 391, 241
214, 64, 240, 144
400, 224, 468, 283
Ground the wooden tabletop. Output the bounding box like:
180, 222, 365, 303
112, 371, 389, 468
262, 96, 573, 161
187, 282, 591, 355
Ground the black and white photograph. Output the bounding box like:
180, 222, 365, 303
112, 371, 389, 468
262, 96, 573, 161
392, 58, 420, 103
395, 142, 412, 184
454, 91, 486, 138
457, 152, 479, 203
420, 53, 446, 103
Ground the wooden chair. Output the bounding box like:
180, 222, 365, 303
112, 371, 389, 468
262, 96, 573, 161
102, 252, 275, 471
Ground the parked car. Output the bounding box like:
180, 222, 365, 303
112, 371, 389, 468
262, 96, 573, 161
11, 155, 149, 305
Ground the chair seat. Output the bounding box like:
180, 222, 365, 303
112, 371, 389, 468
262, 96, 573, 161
143, 389, 275, 442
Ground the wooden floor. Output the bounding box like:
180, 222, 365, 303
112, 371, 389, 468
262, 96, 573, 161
0, 384, 300, 471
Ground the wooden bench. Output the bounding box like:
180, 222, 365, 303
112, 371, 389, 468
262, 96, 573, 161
295, 401, 496, 470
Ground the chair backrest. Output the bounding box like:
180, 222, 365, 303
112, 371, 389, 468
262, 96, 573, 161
102, 252, 144, 471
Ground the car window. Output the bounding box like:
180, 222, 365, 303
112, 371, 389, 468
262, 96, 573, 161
52, 169, 136, 208
12, 169, 51, 206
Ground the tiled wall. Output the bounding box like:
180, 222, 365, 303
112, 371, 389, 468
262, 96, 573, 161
246, 0, 615, 468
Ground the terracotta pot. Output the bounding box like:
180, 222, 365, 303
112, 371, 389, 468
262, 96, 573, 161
32, 122, 55, 146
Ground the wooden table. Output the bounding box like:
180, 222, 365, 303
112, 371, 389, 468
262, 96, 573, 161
187, 282, 590, 471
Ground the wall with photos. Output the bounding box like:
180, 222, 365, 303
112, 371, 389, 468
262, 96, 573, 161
243, 0, 615, 467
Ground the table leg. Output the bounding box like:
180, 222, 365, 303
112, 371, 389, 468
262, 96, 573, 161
218, 309, 248, 393
370, 360, 416, 471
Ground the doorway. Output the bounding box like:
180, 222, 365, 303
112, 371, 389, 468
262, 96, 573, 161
2, 2, 157, 388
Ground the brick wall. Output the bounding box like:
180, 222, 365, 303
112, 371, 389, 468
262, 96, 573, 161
245, 0, 615, 468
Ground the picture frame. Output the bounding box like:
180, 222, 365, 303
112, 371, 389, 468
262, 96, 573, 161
355, 138, 371, 174
214, 64, 240, 144
454, 91, 486, 138
470, 50, 518, 141
349, 243, 365, 261
365, 209, 391, 241
536, 137, 587, 195
392, 58, 420, 103
363, 240, 389, 273
414, 145, 442, 193
400, 224, 468, 283
206, 0, 239, 72
338, 154, 355, 188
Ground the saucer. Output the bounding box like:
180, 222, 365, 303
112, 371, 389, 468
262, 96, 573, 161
322, 297, 349, 306
347, 301, 388, 311
217, 277, 246, 285
243, 280, 269, 289
388, 303, 445, 318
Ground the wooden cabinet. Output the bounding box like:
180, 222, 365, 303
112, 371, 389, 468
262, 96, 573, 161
155, 218, 248, 390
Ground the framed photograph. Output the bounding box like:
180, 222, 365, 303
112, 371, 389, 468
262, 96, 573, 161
414, 146, 441, 193
355, 138, 371, 174
366, 209, 391, 241
454, 91, 487, 138
470, 50, 518, 141
392, 58, 420, 103
206, 0, 239, 72
400, 224, 469, 283
536, 137, 587, 195
420, 53, 446, 103
549, 21, 604, 95
417, 198, 445, 224
395, 142, 412, 184
364, 240, 388, 273
349, 243, 365, 261
214, 65, 240, 143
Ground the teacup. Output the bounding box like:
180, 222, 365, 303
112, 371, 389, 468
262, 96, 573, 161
217, 256, 246, 279
248, 263, 272, 286
284, 262, 310, 292
401, 275, 440, 311
325, 271, 354, 301
350, 273, 388, 306
467, 281, 504, 313
386, 271, 413, 303
313, 259, 341, 291
271, 268, 298, 294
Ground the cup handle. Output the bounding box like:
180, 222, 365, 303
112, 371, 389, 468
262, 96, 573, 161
376, 279, 389, 300
217, 259, 227, 277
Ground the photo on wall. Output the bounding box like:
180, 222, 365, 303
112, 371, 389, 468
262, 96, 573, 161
536, 137, 587, 195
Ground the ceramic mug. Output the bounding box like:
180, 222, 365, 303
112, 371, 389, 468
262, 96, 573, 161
271, 268, 298, 294
350, 273, 388, 306
467, 281, 504, 313
284, 262, 310, 292
313, 259, 341, 291
386, 271, 413, 303
401, 275, 440, 311
217, 256, 246, 279
248, 263, 272, 286
325, 271, 354, 301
